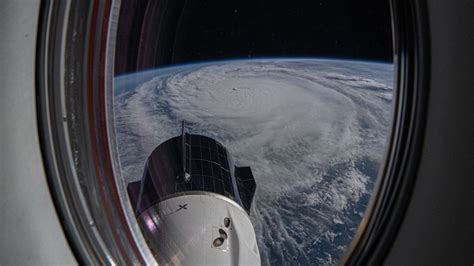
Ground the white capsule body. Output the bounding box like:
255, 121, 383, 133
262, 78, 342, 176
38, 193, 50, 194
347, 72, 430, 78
137, 192, 260, 265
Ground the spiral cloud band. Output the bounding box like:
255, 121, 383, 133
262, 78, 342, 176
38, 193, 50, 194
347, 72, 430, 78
114, 59, 393, 265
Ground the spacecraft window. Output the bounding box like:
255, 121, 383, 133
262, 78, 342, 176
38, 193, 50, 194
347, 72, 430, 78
111, 0, 395, 264
35, 0, 397, 265
224, 217, 231, 228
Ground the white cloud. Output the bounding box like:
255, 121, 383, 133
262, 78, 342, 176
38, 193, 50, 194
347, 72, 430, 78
114, 59, 393, 265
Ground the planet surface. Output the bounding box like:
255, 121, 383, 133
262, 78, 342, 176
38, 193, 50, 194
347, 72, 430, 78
114, 58, 393, 265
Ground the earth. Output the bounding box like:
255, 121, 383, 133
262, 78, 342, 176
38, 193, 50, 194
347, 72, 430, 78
114, 58, 393, 265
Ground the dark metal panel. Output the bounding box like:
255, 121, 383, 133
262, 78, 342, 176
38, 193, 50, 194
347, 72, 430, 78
129, 133, 256, 215
235, 166, 257, 213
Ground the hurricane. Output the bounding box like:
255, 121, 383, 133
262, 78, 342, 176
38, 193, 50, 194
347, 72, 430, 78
114, 58, 393, 265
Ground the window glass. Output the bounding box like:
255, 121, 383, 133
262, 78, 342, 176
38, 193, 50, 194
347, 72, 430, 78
114, 0, 393, 264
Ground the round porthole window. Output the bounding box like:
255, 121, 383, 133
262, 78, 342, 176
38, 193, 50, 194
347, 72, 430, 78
35, 0, 430, 264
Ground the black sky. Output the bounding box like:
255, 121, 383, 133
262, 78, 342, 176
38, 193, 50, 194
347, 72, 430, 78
115, 0, 393, 75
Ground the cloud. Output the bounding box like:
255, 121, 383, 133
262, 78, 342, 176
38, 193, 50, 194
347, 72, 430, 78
324, 72, 391, 90
114, 59, 393, 265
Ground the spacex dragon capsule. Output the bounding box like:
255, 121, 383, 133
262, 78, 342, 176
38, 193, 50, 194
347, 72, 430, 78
127, 123, 260, 265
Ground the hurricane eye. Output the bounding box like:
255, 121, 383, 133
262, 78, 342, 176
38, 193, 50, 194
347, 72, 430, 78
113, 0, 394, 265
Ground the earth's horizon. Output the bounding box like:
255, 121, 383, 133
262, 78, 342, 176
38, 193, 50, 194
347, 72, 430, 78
114, 58, 393, 265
